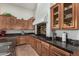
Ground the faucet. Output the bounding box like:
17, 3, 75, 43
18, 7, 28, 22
52, 31, 57, 40
65, 32, 68, 43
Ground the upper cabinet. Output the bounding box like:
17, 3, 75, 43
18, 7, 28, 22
51, 4, 61, 30
62, 3, 75, 29
0, 15, 34, 30
27, 17, 35, 30
51, 3, 79, 30
0, 15, 16, 30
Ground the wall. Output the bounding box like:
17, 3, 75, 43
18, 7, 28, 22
34, 3, 51, 37
53, 30, 79, 40
46, 4, 52, 37
0, 3, 34, 19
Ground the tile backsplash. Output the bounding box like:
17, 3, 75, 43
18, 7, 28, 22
53, 30, 79, 40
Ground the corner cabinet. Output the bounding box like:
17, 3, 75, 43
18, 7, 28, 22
51, 3, 79, 30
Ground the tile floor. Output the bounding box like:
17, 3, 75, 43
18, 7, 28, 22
15, 45, 39, 56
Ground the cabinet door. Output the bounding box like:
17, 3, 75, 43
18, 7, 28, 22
49, 45, 70, 56
24, 20, 28, 30
0, 16, 3, 29
0, 16, 7, 30
36, 39, 42, 55
16, 36, 26, 45
29, 36, 34, 46
13, 18, 17, 29
6, 17, 10, 29
62, 3, 75, 29
27, 19, 34, 30
51, 4, 61, 30
41, 41, 49, 56
33, 38, 37, 51
16, 36, 20, 45
49, 45, 62, 56
9, 16, 16, 29
25, 36, 30, 44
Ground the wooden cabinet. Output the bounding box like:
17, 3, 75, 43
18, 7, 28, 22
36, 39, 42, 55
33, 38, 37, 51
51, 3, 79, 30
28, 36, 34, 46
0, 15, 34, 30
23, 20, 28, 30
0, 16, 9, 30
16, 36, 26, 45
13, 19, 17, 30
51, 4, 61, 30
27, 17, 35, 30
0, 15, 16, 30
61, 3, 76, 29
41, 41, 49, 56
49, 45, 70, 56
25, 35, 35, 46
16, 35, 73, 56
8, 16, 16, 29
25, 35, 31, 44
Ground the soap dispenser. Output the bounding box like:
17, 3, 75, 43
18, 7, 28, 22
62, 32, 66, 42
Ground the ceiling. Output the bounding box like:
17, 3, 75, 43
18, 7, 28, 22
12, 3, 37, 11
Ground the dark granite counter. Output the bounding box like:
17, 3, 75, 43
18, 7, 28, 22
0, 33, 79, 54
31, 34, 79, 54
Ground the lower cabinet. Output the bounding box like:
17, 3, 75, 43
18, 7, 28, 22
33, 38, 37, 51
25, 36, 30, 44
30, 36, 35, 48
16, 36, 26, 45
36, 39, 42, 55
16, 35, 71, 56
49, 45, 70, 56
41, 41, 50, 56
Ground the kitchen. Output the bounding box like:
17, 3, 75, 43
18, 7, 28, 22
0, 3, 79, 56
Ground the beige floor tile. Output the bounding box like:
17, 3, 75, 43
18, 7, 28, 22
15, 45, 39, 56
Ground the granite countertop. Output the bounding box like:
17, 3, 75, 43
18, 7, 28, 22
0, 33, 79, 54
31, 34, 79, 53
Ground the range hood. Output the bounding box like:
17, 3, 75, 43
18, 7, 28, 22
33, 15, 48, 25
